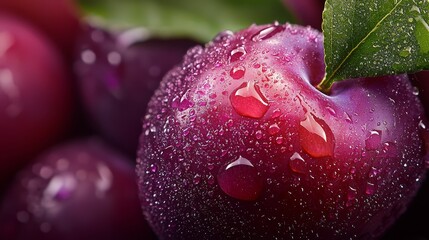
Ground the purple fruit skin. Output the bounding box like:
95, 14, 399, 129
283, 0, 324, 29
136, 23, 428, 239
0, 138, 156, 240
75, 25, 199, 155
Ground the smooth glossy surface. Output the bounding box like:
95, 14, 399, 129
0, 138, 156, 240
0, 16, 73, 183
0, 0, 81, 56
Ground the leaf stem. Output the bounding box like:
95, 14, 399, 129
317, 75, 333, 94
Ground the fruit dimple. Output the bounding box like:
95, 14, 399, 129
230, 82, 269, 119
299, 112, 335, 157
217, 156, 264, 201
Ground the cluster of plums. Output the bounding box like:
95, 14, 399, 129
0, 0, 428, 239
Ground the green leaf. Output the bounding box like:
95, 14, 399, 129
319, 0, 429, 91
77, 0, 294, 42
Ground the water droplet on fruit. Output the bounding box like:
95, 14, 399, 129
344, 112, 353, 123
419, 120, 426, 130
365, 182, 376, 195
255, 130, 263, 140
275, 136, 284, 144
150, 164, 158, 173
251, 24, 285, 42
412, 86, 420, 96
217, 156, 264, 201
326, 107, 336, 116
299, 113, 335, 157
230, 66, 246, 79
346, 186, 357, 207
193, 174, 201, 185
230, 46, 246, 62
365, 130, 382, 150
381, 142, 397, 157
175, 90, 194, 111
230, 82, 270, 119
369, 167, 379, 178
271, 109, 282, 119
268, 123, 280, 135
289, 152, 307, 174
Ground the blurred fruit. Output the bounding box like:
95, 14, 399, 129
0, 0, 81, 56
283, 0, 324, 29
0, 15, 73, 183
0, 138, 156, 240
75, 25, 199, 156
137, 23, 427, 239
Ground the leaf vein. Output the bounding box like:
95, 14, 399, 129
327, 0, 404, 83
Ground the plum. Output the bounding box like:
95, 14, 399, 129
74, 26, 199, 156
0, 0, 82, 56
0, 138, 156, 240
0, 15, 73, 184
136, 23, 428, 239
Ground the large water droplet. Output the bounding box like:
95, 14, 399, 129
217, 156, 264, 201
251, 24, 285, 42
230, 82, 270, 119
230, 46, 246, 63
365, 130, 382, 150
230, 66, 246, 79
289, 152, 307, 174
299, 113, 335, 157
268, 123, 280, 135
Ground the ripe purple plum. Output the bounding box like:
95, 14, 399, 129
75, 26, 199, 155
0, 138, 156, 240
0, 15, 73, 183
137, 23, 428, 239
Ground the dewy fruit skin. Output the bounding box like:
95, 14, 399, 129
137, 23, 428, 239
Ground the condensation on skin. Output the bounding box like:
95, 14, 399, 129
137, 22, 427, 240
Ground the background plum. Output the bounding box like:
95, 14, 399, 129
0, 15, 73, 184
0, 138, 156, 240
74, 25, 199, 155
